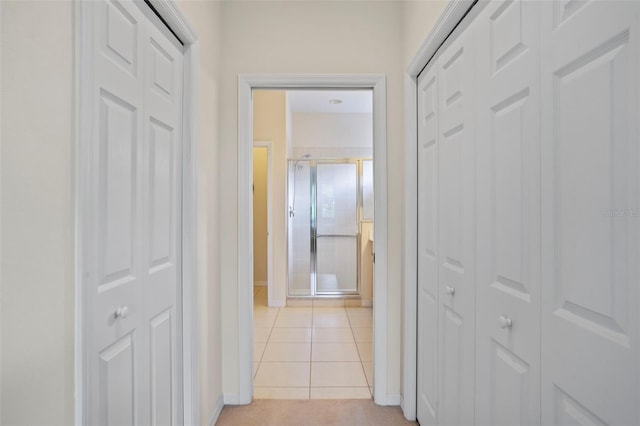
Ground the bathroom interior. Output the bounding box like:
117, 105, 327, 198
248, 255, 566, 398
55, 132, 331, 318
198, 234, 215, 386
252, 89, 374, 399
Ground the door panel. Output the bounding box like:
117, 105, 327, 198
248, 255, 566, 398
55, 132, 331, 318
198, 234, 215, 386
98, 333, 135, 426
316, 162, 358, 293
541, 1, 640, 425
143, 17, 184, 425
437, 23, 476, 426
98, 91, 137, 289
417, 64, 439, 426
150, 310, 173, 425
87, 1, 184, 424
475, 1, 542, 425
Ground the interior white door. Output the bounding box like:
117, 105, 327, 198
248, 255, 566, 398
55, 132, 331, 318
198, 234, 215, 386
437, 22, 476, 426
85, 1, 184, 424
541, 1, 640, 425
417, 62, 439, 426
474, 1, 542, 425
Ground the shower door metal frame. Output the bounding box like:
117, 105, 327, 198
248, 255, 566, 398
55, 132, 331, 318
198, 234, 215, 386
287, 158, 363, 297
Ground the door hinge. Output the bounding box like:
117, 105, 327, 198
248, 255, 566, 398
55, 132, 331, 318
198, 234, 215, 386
373, 253, 375, 263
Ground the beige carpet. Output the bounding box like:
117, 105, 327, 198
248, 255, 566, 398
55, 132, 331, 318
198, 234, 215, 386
215, 399, 418, 426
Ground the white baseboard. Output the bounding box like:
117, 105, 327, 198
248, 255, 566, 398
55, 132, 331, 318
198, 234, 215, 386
223, 393, 242, 405
253, 281, 267, 287
375, 394, 402, 406
208, 395, 225, 426
400, 395, 417, 421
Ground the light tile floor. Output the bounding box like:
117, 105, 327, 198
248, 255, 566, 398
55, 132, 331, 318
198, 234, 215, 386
253, 287, 373, 400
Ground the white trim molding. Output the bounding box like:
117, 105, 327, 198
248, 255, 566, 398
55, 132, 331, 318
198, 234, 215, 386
402, 0, 475, 420
75, 1, 200, 424
208, 395, 225, 426
237, 74, 389, 405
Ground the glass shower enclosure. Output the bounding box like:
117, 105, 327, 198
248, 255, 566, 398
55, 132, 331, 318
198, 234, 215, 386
288, 159, 360, 296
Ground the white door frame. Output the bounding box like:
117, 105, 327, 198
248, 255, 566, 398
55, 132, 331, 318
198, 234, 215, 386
402, 0, 476, 420
252, 141, 274, 303
75, 1, 200, 424
237, 74, 389, 404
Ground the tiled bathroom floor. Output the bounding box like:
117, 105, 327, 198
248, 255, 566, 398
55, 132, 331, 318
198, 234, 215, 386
253, 287, 373, 399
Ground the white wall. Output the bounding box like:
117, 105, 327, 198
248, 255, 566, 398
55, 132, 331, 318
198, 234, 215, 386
219, 0, 406, 400
175, 1, 225, 422
402, 0, 448, 66
253, 90, 287, 306
1, 2, 75, 424
291, 112, 373, 158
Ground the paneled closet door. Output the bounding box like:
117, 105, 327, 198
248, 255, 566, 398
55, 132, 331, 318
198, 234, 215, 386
417, 63, 439, 426
86, 1, 184, 424
437, 21, 476, 426
541, 1, 640, 425
474, 1, 542, 425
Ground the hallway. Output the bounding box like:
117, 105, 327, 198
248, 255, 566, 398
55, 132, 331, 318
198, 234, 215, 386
253, 287, 373, 399
215, 399, 416, 426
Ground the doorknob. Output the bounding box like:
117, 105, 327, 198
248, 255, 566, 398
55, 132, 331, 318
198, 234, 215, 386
445, 286, 455, 296
114, 306, 129, 319
498, 315, 512, 329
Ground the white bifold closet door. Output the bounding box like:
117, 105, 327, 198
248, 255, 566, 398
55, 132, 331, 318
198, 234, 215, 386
417, 14, 476, 426
417, 1, 639, 425
417, 53, 440, 426
84, 1, 184, 425
474, 1, 542, 425
540, 1, 639, 425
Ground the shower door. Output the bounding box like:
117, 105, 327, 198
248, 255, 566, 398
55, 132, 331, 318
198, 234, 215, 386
287, 160, 359, 296
315, 162, 358, 294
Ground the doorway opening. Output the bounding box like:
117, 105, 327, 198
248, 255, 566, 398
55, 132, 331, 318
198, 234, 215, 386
237, 75, 388, 404
251, 89, 374, 399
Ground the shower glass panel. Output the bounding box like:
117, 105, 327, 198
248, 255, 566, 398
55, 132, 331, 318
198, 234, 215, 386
287, 160, 359, 296
288, 160, 312, 296
316, 163, 358, 293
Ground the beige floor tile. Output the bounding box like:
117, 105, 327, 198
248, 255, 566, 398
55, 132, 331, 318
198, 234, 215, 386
254, 312, 278, 328
279, 307, 313, 315
356, 341, 373, 362
253, 327, 272, 343
286, 299, 313, 307
362, 362, 373, 386
313, 299, 344, 307
274, 314, 312, 328
312, 327, 354, 343
346, 307, 373, 317
262, 342, 311, 362
254, 387, 310, 400
310, 387, 371, 399
254, 342, 266, 362
254, 362, 311, 387
269, 327, 312, 343
312, 342, 360, 362
253, 362, 259, 378
351, 327, 373, 343
313, 307, 346, 314
313, 312, 350, 328
253, 305, 279, 314
348, 316, 373, 328
310, 362, 368, 387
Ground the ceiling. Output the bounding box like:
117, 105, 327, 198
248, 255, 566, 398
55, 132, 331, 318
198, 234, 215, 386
286, 90, 373, 114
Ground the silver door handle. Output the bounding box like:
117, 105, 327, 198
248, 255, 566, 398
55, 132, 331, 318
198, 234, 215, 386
498, 315, 512, 329
114, 306, 129, 319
